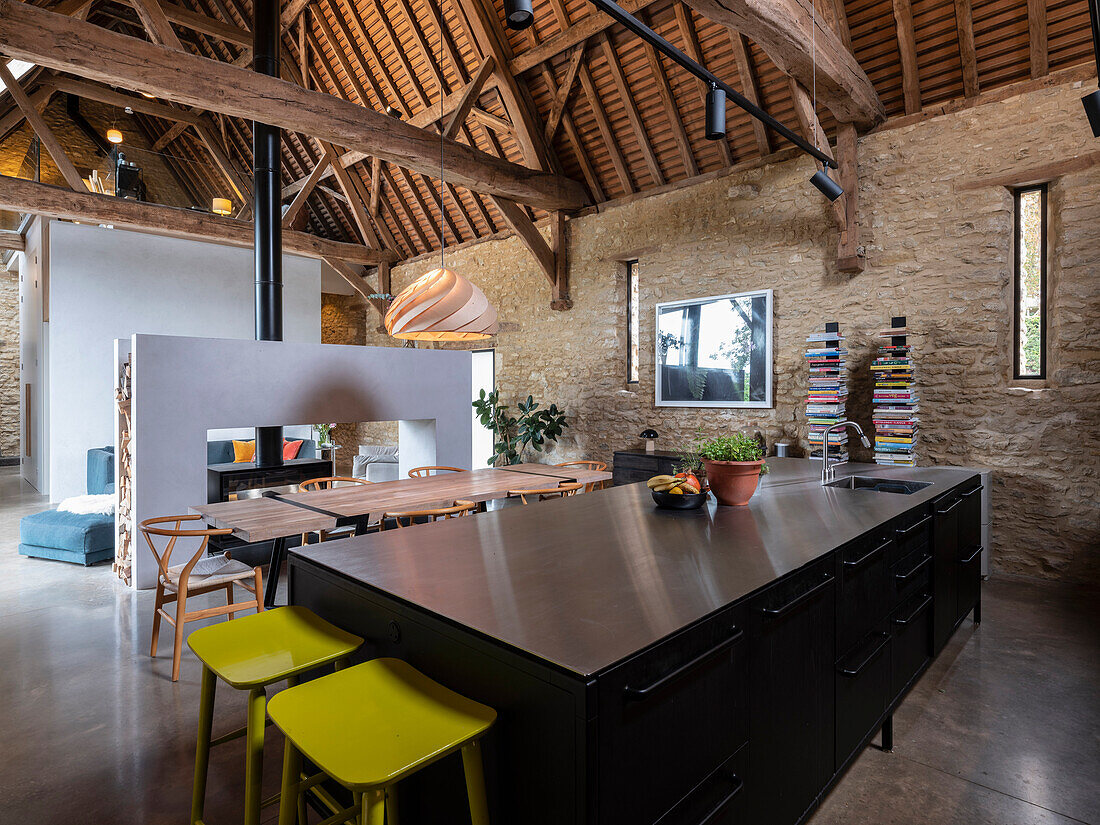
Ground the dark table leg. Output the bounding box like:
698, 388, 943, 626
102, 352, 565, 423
880, 714, 894, 752
265, 536, 287, 608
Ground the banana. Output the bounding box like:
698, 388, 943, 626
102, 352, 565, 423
646, 475, 677, 489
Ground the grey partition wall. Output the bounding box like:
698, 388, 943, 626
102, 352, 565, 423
122, 334, 473, 589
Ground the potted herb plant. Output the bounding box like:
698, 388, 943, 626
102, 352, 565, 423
694, 432, 768, 506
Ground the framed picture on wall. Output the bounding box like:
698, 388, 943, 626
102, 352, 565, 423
655, 289, 773, 408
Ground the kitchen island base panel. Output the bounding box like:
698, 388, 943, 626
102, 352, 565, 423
289, 461, 982, 825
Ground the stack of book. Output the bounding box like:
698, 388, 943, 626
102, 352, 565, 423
872, 318, 918, 466
805, 323, 850, 462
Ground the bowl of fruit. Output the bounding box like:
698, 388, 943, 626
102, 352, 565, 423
647, 473, 709, 510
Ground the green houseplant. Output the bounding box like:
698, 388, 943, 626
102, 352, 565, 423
694, 432, 767, 506
472, 390, 568, 467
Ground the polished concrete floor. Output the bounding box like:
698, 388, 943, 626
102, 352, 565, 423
0, 466, 1097, 825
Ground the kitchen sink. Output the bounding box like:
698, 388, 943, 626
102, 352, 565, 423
825, 476, 933, 495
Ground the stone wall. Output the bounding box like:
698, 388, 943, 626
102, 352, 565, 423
353, 78, 1099, 585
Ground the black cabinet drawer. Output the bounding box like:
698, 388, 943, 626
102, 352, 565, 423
890, 507, 932, 568
613, 465, 657, 485
892, 549, 932, 607
654, 745, 748, 825
836, 531, 891, 656
891, 592, 932, 701
957, 543, 982, 624
746, 557, 835, 825
612, 452, 680, 486
835, 626, 891, 771
598, 605, 748, 825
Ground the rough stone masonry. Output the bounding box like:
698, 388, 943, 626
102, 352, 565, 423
345, 77, 1100, 586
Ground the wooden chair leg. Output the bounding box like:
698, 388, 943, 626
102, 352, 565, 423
171, 588, 188, 682
462, 740, 490, 825
225, 583, 236, 620
253, 568, 265, 613
150, 581, 165, 657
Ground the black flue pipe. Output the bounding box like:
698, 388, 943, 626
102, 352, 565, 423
253, 0, 283, 467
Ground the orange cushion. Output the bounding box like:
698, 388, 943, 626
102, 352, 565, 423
283, 439, 303, 460
232, 440, 255, 463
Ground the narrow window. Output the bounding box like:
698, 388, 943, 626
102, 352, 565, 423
1013, 185, 1047, 379
626, 260, 640, 384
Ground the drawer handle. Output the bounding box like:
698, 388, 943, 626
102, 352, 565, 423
759, 574, 834, 620
894, 594, 933, 625
959, 545, 983, 564
962, 485, 983, 499
696, 774, 744, 825
623, 627, 744, 702
895, 514, 932, 537
895, 554, 931, 583
935, 498, 962, 515
843, 539, 890, 569
838, 633, 890, 677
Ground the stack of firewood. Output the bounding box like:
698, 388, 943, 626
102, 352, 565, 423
113, 358, 133, 586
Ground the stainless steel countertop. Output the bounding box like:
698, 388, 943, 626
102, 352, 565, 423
292, 459, 979, 677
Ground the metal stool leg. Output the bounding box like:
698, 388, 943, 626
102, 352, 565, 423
244, 687, 267, 825
462, 740, 490, 825
190, 664, 217, 825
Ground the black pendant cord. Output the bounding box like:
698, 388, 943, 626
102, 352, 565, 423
585, 0, 838, 169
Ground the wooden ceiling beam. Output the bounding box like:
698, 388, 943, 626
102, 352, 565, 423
0, 174, 398, 264
954, 0, 979, 98
443, 57, 495, 140
0, 230, 24, 251
160, 1, 252, 48
682, 0, 885, 127
596, 31, 664, 186
729, 30, 771, 156
1026, 0, 1048, 79
280, 0, 311, 34
788, 80, 845, 229
0, 62, 85, 191
0, 83, 56, 139
345, 165, 400, 252
320, 139, 383, 249
282, 145, 334, 228
891, 0, 921, 114
379, 163, 431, 252
322, 256, 387, 317
311, 7, 373, 108
492, 195, 556, 285
0, 1, 590, 211
47, 75, 204, 124
128, 0, 185, 49
673, 2, 735, 165
821, 0, 852, 51
640, 21, 698, 178
835, 123, 863, 273
543, 44, 584, 144
151, 119, 190, 151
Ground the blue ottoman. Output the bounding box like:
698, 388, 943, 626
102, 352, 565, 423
19, 509, 115, 566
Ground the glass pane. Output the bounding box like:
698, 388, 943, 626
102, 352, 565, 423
1016, 189, 1043, 377
656, 292, 770, 405
628, 262, 639, 383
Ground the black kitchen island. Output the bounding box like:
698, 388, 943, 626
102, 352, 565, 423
288, 458, 983, 825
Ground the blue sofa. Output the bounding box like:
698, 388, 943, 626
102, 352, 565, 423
19, 447, 116, 566
207, 438, 318, 465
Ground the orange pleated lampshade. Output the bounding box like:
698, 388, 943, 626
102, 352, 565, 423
384, 268, 498, 341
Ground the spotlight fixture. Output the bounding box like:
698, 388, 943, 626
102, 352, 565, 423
503, 0, 533, 30
106, 128, 123, 144
810, 167, 844, 202
385, 105, 402, 119
705, 84, 726, 140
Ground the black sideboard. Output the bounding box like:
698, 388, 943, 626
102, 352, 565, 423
611, 449, 683, 485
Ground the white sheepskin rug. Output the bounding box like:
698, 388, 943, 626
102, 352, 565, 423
58, 494, 116, 515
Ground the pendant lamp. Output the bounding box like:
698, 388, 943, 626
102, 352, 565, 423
384, 10, 498, 342
384, 268, 497, 341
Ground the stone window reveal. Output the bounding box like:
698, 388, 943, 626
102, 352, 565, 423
1013, 185, 1048, 379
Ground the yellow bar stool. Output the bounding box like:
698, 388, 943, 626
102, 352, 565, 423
186, 606, 363, 825
268, 658, 497, 825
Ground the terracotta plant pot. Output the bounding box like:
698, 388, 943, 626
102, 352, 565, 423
703, 459, 765, 506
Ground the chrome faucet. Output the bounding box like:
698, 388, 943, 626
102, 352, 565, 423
821, 420, 871, 484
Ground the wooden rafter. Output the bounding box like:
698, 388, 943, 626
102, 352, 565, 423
683, 0, 885, 127
128, 0, 184, 48
673, 2, 735, 166
281, 0, 312, 34
443, 57, 496, 140
0, 62, 85, 191
788, 80, 845, 229
1026, 0, 1048, 79
0, 174, 397, 264
835, 123, 862, 273
0, 84, 55, 139
638, 18, 698, 178
596, 31, 664, 186
0, 230, 24, 251
543, 45, 584, 143
152, 120, 191, 151
954, 0, 979, 98
728, 31, 770, 157
0, 1, 589, 212
283, 146, 334, 227
578, 61, 635, 194
321, 139, 383, 249
891, 0, 921, 114
323, 256, 387, 317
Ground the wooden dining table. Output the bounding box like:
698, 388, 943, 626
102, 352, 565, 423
191, 464, 612, 607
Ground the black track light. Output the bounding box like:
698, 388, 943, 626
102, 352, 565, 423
504, 0, 534, 30
385, 106, 402, 119
810, 167, 844, 202
1084, 89, 1100, 138
705, 84, 726, 140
